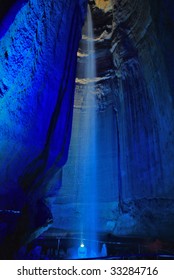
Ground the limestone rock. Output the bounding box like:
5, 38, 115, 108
52, 0, 174, 239
0, 0, 87, 258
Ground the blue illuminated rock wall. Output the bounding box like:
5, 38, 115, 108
0, 0, 87, 258
112, 0, 174, 200
110, 0, 174, 236
52, 0, 174, 238
1, 0, 174, 252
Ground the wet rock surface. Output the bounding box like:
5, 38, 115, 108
0, 0, 87, 258
53, 0, 174, 238
0, 0, 174, 258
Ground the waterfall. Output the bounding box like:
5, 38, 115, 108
57, 5, 99, 259
77, 5, 98, 258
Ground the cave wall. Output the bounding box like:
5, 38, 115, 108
0, 0, 87, 258
107, 0, 174, 235
109, 0, 174, 200
0, 0, 174, 254
52, 0, 174, 238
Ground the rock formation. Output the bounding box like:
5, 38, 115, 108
0, 0, 174, 258
52, 0, 174, 238
0, 0, 87, 259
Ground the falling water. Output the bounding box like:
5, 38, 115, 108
78, 5, 98, 258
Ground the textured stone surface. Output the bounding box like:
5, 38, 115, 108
51, 0, 174, 238
0, 0, 174, 256
0, 0, 87, 258
111, 0, 174, 200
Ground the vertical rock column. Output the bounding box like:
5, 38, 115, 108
109, 0, 174, 236
111, 0, 174, 201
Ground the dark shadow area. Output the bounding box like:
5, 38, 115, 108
12, 232, 174, 260
0, 0, 28, 38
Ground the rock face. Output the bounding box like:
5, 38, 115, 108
112, 0, 174, 198
52, 0, 174, 238
0, 0, 87, 258
0, 0, 174, 258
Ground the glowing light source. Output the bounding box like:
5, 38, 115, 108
78, 242, 87, 258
